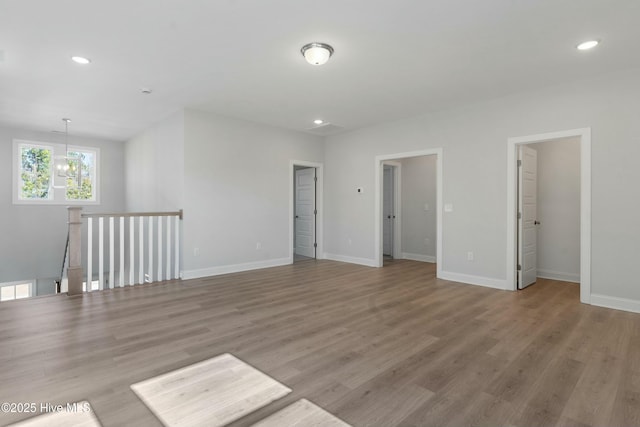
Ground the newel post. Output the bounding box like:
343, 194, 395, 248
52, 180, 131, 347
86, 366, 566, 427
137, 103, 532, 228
67, 207, 84, 295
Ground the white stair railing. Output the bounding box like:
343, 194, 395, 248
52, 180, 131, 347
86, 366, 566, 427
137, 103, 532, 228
67, 208, 182, 294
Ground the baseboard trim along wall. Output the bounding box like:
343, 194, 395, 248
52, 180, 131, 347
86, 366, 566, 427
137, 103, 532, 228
323, 253, 377, 267
439, 271, 508, 290
590, 294, 640, 314
401, 252, 436, 263
182, 257, 292, 280
536, 269, 580, 283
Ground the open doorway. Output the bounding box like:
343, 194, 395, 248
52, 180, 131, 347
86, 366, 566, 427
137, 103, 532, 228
507, 128, 591, 303
382, 162, 401, 261
516, 139, 581, 290
290, 160, 323, 263
375, 149, 443, 276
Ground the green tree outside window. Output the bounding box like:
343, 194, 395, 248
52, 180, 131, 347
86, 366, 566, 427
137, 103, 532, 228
20, 146, 51, 199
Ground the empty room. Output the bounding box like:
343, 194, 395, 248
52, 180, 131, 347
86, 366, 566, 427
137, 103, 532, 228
1, 1, 640, 426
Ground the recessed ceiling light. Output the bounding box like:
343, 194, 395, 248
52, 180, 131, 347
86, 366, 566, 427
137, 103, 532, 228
576, 40, 599, 51
71, 56, 91, 64
314, 119, 324, 125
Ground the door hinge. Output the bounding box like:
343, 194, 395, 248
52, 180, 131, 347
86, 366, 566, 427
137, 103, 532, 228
517, 264, 522, 271
313, 243, 317, 248
314, 209, 317, 215
517, 212, 522, 220
517, 159, 522, 167
314, 176, 318, 182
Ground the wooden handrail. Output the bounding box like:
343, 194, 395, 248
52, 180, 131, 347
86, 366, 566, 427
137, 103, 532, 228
81, 209, 183, 219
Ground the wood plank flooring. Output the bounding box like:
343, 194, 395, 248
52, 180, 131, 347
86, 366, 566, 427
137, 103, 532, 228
1, 259, 640, 427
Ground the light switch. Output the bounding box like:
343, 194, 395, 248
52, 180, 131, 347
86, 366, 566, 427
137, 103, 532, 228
444, 204, 453, 212
356, 187, 364, 194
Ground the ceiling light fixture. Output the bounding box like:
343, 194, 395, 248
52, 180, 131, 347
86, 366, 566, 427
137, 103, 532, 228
577, 40, 599, 50
301, 42, 334, 65
71, 56, 91, 64
314, 119, 324, 125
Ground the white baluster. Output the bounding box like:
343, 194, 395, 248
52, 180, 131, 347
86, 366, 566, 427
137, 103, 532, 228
174, 215, 180, 279
119, 216, 125, 287
99, 217, 104, 290
166, 217, 171, 280
148, 216, 153, 282
109, 217, 114, 289
139, 216, 144, 285
87, 217, 93, 292
129, 217, 135, 286
157, 216, 163, 282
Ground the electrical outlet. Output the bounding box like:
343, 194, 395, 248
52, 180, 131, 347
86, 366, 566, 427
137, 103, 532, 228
256, 242, 261, 250
467, 251, 474, 261
348, 238, 352, 245
193, 247, 200, 256
144, 273, 151, 283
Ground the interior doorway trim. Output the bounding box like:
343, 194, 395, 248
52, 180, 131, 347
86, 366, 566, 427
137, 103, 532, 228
374, 148, 443, 277
506, 128, 591, 303
289, 160, 323, 263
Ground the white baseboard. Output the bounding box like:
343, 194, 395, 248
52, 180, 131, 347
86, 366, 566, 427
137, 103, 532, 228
536, 269, 580, 283
182, 257, 292, 280
401, 252, 436, 263
323, 253, 377, 267
590, 294, 640, 314
439, 270, 508, 290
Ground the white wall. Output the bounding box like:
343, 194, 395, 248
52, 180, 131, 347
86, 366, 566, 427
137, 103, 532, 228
125, 110, 184, 212
400, 155, 437, 261
0, 125, 125, 293
323, 67, 640, 305
182, 109, 324, 278
533, 138, 580, 282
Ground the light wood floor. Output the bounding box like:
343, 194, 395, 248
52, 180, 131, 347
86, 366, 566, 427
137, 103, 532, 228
1, 260, 639, 427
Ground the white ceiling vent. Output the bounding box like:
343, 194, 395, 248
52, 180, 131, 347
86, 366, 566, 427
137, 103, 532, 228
306, 122, 345, 136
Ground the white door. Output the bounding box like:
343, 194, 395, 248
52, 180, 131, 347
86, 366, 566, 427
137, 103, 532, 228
518, 145, 538, 289
295, 168, 316, 258
383, 165, 394, 256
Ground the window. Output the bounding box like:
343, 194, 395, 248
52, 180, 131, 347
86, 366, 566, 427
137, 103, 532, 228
18, 143, 52, 200
0, 281, 33, 302
66, 149, 97, 201
13, 140, 100, 204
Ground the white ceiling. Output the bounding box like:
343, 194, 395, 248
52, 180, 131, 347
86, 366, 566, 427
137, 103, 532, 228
1, 0, 639, 141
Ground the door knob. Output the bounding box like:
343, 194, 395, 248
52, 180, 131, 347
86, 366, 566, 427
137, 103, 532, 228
295, 215, 299, 218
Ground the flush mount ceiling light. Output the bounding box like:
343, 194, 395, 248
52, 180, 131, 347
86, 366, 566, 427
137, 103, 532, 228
71, 56, 91, 64
313, 119, 324, 125
577, 40, 599, 50
301, 42, 334, 65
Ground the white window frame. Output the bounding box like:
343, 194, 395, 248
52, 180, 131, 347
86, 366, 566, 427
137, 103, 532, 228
0, 280, 34, 301
12, 139, 101, 205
